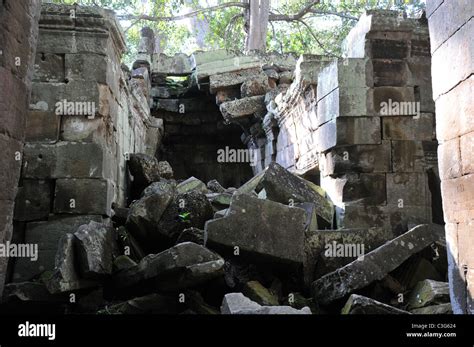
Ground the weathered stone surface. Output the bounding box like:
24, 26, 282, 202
242, 281, 279, 306
152, 53, 191, 76
431, 19, 473, 100
25, 111, 60, 143
311, 224, 445, 305
239, 162, 333, 223
435, 76, 473, 142
240, 73, 273, 97
158, 161, 173, 179
317, 58, 370, 101
22, 142, 109, 179
219, 96, 266, 121
304, 227, 394, 285
221, 293, 310, 314
207, 179, 225, 193
126, 181, 176, 247
372, 86, 416, 115
3, 282, 63, 303
53, 178, 114, 216
316, 117, 382, 153
12, 215, 104, 283
128, 153, 161, 192
386, 173, 430, 207
410, 303, 453, 314
317, 87, 370, 124
45, 233, 98, 294
157, 191, 213, 244
113, 242, 224, 290
321, 173, 387, 205
341, 294, 409, 314
407, 279, 450, 310
321, 142, 391, 176
391, 140, 437, 173
113, 255, 137, 272
372, 59, 409, 87
382, 114, 435, 140
98, 293, 180, 314
176, 227, 205, 246
441, 173, 474, 224
74, 221, 118, 279
177, 176, 208, 194
205, 193, 306, 265
209, 67, 262, 93
14, 179, 51, 221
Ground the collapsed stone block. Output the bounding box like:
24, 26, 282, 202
209, 67, 262, 93
221, 293, 310, 314
311, 224, 444, 305
341, 294, 409, 314
113, 242, 224, 291
205, 193, 307, 266
12, 215, 105, 283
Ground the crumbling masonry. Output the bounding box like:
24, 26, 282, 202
0, 0, 472, 315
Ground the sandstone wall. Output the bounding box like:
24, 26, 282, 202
9, 4, 160, 284
427, 0, 474, 314
267, 10, 439, 233
0, 0, 41, 296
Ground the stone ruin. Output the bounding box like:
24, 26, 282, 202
0, 1, 472, 315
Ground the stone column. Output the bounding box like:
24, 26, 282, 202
427, 0, 474, 314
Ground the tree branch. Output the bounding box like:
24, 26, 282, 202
268, 0, 321, 21
307, 9, 358, 21
117, 2, 248, 22
296, 19, 339, 57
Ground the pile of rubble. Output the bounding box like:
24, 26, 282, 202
1, 154, 450, 314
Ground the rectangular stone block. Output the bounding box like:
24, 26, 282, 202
33, 52, 65, 83
317, 87, 370, 125
0, 67, 28, 141
316, 117, 381, 153
387, 205, 432, 234
322, 142, 391, 176
435, 76, 474, 141
321, 173, 386, 205
13, 179, 52, 222
317, 58, 370, 101
11, 215, 105, 282
25, 110, 60, 143
22, 142, 110, 179
335, 204, 388, 229
382, 114, 435, 140
53, 178, 114, 216
392, 140, 438, 173
431, 19, 474, 99
387, 172, 430, 207
372, 59, 409, 87
438, 137, 462, 180
461, 132, 474, 176
372, 86, 416, 115
428, 0, 473, 53
441, 173, 474, 223
36, 30, 110, 55
457, 221, 474, 270
369, 39, 410, 59
65, 53, 108, 83
209, 67, 262, 93
0, 134, 22, 202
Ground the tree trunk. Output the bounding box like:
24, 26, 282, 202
245, 0, 270, 53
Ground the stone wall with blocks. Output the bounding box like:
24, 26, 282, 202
427, 0, 474, 314
0, 0, 42, 296
9, 4, 161, 284
317, 10, 439, 232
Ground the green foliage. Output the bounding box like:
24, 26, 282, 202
49, 0, 426, 64
178, 212, 191, 223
